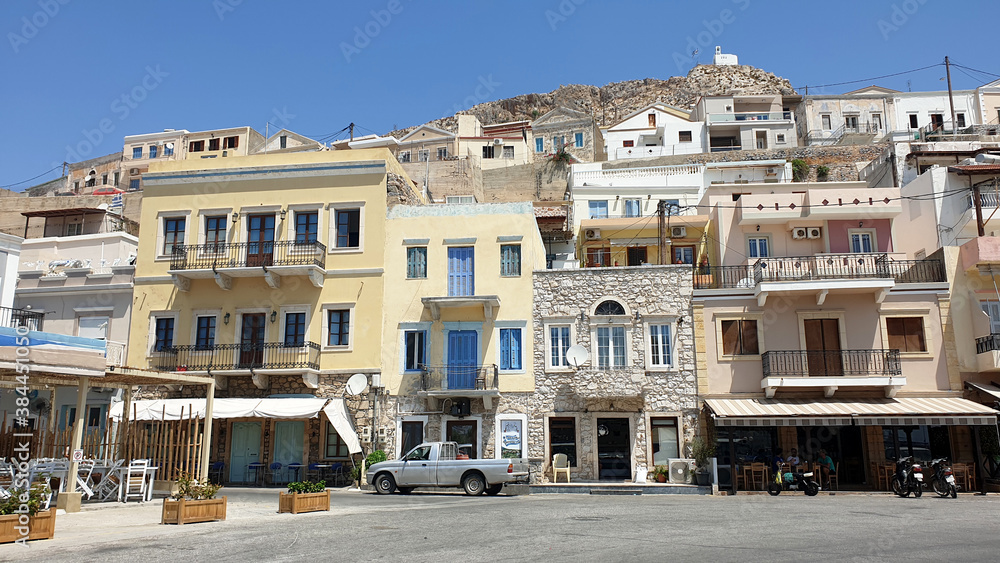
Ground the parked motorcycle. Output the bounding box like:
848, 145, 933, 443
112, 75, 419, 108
928, 458, 958, 498
891, 456, 924, 498
767, 467, 820, 496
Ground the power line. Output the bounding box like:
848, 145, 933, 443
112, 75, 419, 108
1, 164, 63, 189
950, 62, 1000, 80
795, 63, 943, 91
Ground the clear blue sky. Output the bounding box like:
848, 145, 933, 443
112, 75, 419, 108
2, 0, 997, 190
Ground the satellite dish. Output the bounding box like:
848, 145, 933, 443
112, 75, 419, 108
165, 142, 174, 149
565, 345, 589, 368
345, 373, 368, 396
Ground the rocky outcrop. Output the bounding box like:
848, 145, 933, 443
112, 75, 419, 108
387, 64, 794, 138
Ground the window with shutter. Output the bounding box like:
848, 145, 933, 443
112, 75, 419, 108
500, 244, 521, 277
721, 319, 759, 355
407, 247, 427, 279
886, 317, 926, 352
500, 328, 522, 371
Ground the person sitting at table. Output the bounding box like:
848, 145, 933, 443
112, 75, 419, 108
817, 449, 836, 488
786, 448, 801, 467
770, 448, 784, 474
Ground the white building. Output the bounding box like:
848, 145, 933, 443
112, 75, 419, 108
603, 103, 705, 161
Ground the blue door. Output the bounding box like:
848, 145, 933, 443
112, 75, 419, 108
447, 330, 478, 389
448, 247, 475, 297
230, 421, 261, 483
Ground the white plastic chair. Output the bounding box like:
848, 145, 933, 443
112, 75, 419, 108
93, 460, 124, 501
77, 460, 96, 499
122, 459, 149, 502
552, 453, 571, 483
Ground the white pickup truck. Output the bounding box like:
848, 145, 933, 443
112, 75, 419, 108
366, 441, 529, 496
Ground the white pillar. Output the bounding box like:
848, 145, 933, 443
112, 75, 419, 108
67, 376, 89, 493
200, 379, 216, 482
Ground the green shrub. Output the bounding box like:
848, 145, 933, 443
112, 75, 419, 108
348, 466, 360, 483
0, 485, 51, 516
816, 165, 830, 180
791, 159, 809, 182
365, 450, 387, 469
173, 472, 223, 500
690, 436, 717, 471
287, 480, 326, 494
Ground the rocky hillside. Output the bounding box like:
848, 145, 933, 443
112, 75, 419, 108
388, 64, 795, 138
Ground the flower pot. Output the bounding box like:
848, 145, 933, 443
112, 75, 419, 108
695, 471, 711, 486
0, 508, 56, 544
161, 496, 227, 525
278, 491, 330, 514
656, 474, 667, 483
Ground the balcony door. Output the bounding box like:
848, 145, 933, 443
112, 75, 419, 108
804, 319, 842, 376
447, 247, 475, 296
447, 330, 478, 390
246, 214, 275, 267
239, 313, 266, 368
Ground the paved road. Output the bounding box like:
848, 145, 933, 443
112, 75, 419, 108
4, 489, 1000, 562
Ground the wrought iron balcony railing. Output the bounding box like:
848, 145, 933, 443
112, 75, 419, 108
976, 334, 1000, 354
419, 364, 499, 392
169, 240, 326, 271
0, 306, 43, 331
154, 341, 321, 372
762, 349, 902, 378
693, 255, 945, 289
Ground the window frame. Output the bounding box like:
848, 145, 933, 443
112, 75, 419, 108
132, 146, 143, 159
623, 198, 642, 218
678, 130, 693, 143
322, 304, 355, 351
848, 229, 877, 253
323, 422, 351, 460
543, 318, 576, 373
715, 313, 765, 360
193, 314, 218, 350
294, 210, 319, 245
406, 246, 428, 279
482, 145, 495, 159
574, 132, 584, 148
821, 114, 832, 130
879, 311, 932, 357
398, 150, 411, 163
546, 415, 580, 469
644, 317, 677, 371
400, 324, 430, 373
156, 210, 191, 260
148, 312, 179, 355
162, 217, 186, 257
148, 145, 157, 159
747, 235, 771, 259
501, 145, 514, 159
496, 323, 526, 373
328, 203, 364, 253
77, 315, 109, 340
535, 137, 544, 153
282, 309, 308, 348
647, 415, 682, 465
588, 200, 608, 219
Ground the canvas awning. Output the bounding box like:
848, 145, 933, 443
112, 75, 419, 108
966, 382, 1000, 404
109, 397, 362, 453
705, 397, 998, 427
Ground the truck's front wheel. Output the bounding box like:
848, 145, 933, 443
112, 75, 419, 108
463, 473, 486, 496
374, 473, 396, 495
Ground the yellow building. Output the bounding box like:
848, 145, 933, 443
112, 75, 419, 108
127, 149, 423, 484
380, 202, 546, 460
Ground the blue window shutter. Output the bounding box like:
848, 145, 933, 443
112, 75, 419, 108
500, 329, 510, 370
512, 329, 521, 369
575, 132, 583, 147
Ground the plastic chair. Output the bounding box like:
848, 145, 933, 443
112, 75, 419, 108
264, 462, 283, 486
77, 460, 96, 499
208, 461, 225, 484
325, 463, 344, 486
306, 463, 323, 481
552, 453, 571, 483
123, 460, 148, 502
93, 460, 124, 501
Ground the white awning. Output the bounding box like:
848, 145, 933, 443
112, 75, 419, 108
705, 397, 998, 427
109, 397, 362, 453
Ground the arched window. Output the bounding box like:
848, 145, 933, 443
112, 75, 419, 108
86, 170, 96, 188
595, 300, 625, 316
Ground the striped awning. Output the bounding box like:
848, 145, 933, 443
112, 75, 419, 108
705, 397, 997, 427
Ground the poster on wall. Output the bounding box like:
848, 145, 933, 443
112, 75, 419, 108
500, 419, 523, 458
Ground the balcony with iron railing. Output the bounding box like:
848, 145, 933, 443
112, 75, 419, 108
154, 341, 321, 373
760, 349, 905, 398
167, 240, 327, 291
693, 255, 944, 290
708, 111, 793, 124
975, 334, 1000, 373
415, 364, 501, 408
0, 306, 43, 331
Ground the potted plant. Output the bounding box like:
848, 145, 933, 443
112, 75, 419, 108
651, 465, 669, 483
690, 436, 716, 487
161, 472, 226, 525
279, 480, 330, 514
0, 485, 55, 544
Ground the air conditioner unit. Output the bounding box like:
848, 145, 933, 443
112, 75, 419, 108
129, 168, 139, 175
493, 138, 503, 144
807, 227, 822, 239
668, 459, 695, 484
222, 150, 228, 157
671, 226, 687, 238
792, 227, 807, 240
585, 228, 601, 240
765, 167, 777, 176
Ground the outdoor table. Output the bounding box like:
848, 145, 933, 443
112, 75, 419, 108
247, 462, 265, 486
287, 463, 305, 482
144, 466, 159, 501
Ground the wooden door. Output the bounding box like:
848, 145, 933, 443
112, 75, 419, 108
239, 313, 266, 368
627, 246, 647, 266
246, 214, 275, 267
446, 420, 478, 459
804, 319, 842, 376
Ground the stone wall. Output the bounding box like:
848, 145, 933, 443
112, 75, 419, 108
481, 159, 569, 203
603, 143, 890, 183
386, 172, 424, 207
0, 192, 143, 238
400, 158, 483, 203
530, 265, 699, 483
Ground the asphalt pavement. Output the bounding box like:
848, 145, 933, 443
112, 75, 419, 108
3, 488, 999, 562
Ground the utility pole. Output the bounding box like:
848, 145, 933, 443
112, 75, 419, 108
657, 200, 667, 265
349, 123, 355, 142
973, 178, 986, 237
945, 56, 957, 139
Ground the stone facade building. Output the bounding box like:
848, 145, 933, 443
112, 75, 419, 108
530, 265, 698, 482
531, 107, 605, 163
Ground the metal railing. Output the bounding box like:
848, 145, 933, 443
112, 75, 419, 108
761, 349, 902, 378
573, 164, 704, 183
419, 364, 499, 391
708, 111, 792, 123
976, 334, 1000, 354
968, 191, 1000, 210
154, 341, 321, 371
0, 306, 43, 331
692, 265, 754, 289
169, 240, 327, 271
693, 255, 945, 289
709, 145, 742, 152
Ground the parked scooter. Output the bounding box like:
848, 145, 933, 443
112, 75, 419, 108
767, 466, 820, 496
892, 456, 924, 498
928, 458, 958, 498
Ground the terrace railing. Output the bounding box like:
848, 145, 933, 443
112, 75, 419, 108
169, 240, 326, 271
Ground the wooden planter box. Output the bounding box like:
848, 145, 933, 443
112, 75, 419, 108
278, 491, 330, 514
161, 496, 227, 525
0, 508, 56, 544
